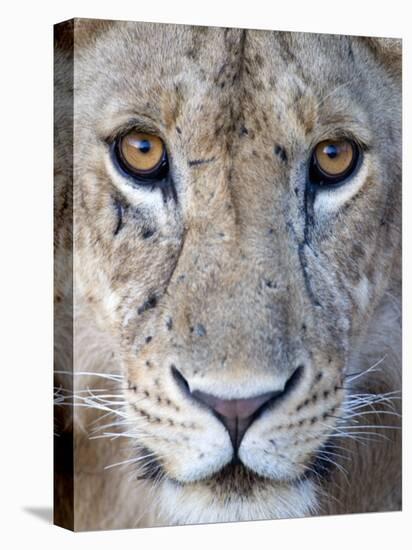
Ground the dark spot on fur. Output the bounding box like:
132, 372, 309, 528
128, 380, 137, 392
274, 144, 288, 163
138, 294, 157, 315
185, 48, 197, 60
142, 228, 155, 239
265, 280, 277, 289
194, 323, 207, 337
239, 125, 249, 136
145, 360, 152, 368
323, 390, 330, 399
254, 53, 264, 67
347, 42, 354, 61
166, 317, 173, 330
145, 336, 152, 344
144, 390, 150, 397
176, 126, 182, 134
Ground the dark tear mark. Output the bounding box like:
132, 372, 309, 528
298, 244, 321, 308
274, 144, 288, 163
113, 199, 124, 236
188, 157, 216, 167
286, 181, 321, 308
303, 181, 316, 247
299, 179, 321, 307
160, 177, 178, 205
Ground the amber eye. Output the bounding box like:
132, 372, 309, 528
309, 139, 360, 186
114, 131, 168, 182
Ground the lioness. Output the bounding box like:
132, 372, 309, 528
54, 20, 401, 530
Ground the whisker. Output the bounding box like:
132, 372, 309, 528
55, 370, 124, 382
104, 453, 157, 470
344, 355, 387, 383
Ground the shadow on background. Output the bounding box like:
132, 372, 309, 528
23, 507, 53, 524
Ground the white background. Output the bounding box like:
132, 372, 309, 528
0, 0, 410, 548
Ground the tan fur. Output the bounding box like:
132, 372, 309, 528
54, 20, 401, 530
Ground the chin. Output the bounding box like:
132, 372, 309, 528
151, 464, 318, 526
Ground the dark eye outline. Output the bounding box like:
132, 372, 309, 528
110, 131, 170, 186
308, 139, 362, 189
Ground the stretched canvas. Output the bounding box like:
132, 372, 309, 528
54, 18, 402, 531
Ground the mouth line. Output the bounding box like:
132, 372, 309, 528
136, 447, 336, 489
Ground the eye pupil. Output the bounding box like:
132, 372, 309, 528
138, 139, 151, 154
324, 144, 338, 159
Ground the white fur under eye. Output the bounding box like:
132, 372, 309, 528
313, 154, 370, 216
104, 153, 168, 218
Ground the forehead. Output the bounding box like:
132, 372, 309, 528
77, 24, 354, 85
75, 24, 364, 135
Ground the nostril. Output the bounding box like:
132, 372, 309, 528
281, 364, 304, 399
171, 364, 191, 395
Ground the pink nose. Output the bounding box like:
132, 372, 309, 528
191, 389, 279, 449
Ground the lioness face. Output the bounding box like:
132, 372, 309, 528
71, 22, 400, 521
